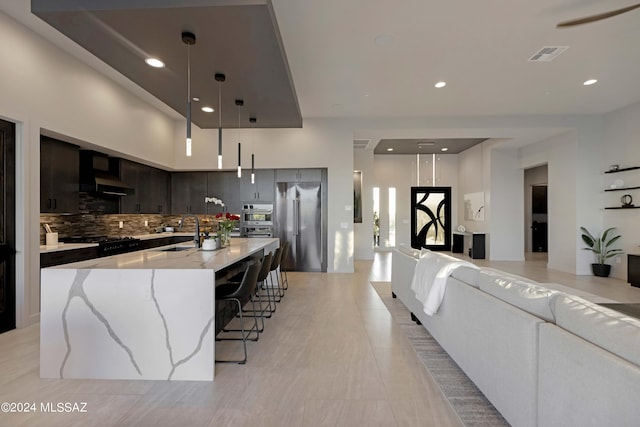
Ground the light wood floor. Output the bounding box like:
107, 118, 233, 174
0, 262, 463, 427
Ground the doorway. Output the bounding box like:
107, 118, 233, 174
524, 165, 548, 255
0, 118, 16, 333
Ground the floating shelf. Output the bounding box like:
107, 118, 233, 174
604, 166, 640, 174
604, 186, 640, 192
604, 206, 640, 210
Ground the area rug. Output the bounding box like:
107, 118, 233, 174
371, 281, 509, 427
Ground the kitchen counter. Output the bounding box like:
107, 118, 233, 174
39, 242, 99, 253
40, 237, 279, 382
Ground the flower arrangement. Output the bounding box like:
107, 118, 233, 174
215, 212, 240, 246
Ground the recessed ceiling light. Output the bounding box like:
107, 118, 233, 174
441, 147, 448, 152
145, 57, 165, 68
387, 148, 394, 152
583, 79, 598, 86
364, 94, 369, 97
435, 81, 447, 88
201, 106, 214, 113
192, 97, 200, 102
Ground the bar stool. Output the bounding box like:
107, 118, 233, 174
280, 241, 291, 291
242, 252, 274, 328
215, 260, 261, 364
269, 246, 284, 300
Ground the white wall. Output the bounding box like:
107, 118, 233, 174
600, 101, 640, 280
354, 147, 374, 260
0, 10, 177, 327
489, 148, 525, 261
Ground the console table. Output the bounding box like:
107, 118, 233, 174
628, 254, 640, 288
452, 231, 486, 259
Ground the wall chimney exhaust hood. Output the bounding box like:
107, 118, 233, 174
79, 151, 134, 196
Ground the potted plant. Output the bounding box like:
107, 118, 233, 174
580, 226, 623, 277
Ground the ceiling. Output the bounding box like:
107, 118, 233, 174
3, 0, 640, 135
31, 0, 302, 129
374, 138, 488, 155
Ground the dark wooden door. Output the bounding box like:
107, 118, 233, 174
0, 119, 16, 333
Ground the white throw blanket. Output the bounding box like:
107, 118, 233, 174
410, 251, 479, 316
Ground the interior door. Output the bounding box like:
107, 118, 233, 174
0, 119, 16, 333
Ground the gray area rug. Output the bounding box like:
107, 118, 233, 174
371, 281, 510, 427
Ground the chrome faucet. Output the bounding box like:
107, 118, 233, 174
179, 214, 201, 248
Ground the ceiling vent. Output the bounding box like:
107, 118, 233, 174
353, 139, 371, 149
528, 46, 569, 62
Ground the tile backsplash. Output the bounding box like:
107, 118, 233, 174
39, 213, 221, 244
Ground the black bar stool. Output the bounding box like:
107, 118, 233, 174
215, 259, 261, 364
242, 252, 274, 328
280, 241, 291, 291
269, 246, 284, 300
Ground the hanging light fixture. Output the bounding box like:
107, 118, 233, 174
235, 99, 244, 178
249, 116, 257, 184
182, 32, 196, 156
214, 73, 226, 169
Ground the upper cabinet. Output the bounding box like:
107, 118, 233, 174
120, 160, 170, 214
240, 169, 275, 202
170, 172, 208, 214
276, 168, 323, 183
40, 136, 79, 213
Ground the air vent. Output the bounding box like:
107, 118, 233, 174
353, 139, 371, 149
528, 46, 569, 62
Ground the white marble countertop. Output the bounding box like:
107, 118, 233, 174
49, 238, 279, 272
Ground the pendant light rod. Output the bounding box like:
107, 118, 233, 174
249, 116, 256, 184
215, 73, 225, 169
236, 99, 244, 178
182, 32, 196, 157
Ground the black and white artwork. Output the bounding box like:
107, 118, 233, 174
411, 187, 451, 250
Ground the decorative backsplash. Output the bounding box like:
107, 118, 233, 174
39, 213, 221, 244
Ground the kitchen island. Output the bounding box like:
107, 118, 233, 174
40, 238, 279, 382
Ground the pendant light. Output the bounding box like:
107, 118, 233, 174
249, 116, 256, 184
236, 99, 244, 178
215, 73, 225, 169
182, 32, 196, 157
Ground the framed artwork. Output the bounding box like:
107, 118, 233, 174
411, 186, 451, 251
464, 192, 485, 221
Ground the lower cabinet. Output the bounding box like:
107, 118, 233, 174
41, 247, 99, 268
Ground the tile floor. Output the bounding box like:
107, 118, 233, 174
2, 251, 637, 426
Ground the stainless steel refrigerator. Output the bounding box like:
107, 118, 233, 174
275, 181, 325, 272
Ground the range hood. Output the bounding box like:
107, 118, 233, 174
79, 151, 134, 196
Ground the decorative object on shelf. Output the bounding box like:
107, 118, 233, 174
604, 166, 640, 174
621, 194, 634, 207
215, 212, 240, 246
182, 31, 196, 157
580, 226, 623, 277
457, 225, 466, 232
609, 164, 620, 172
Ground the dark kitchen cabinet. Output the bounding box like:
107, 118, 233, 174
206, 171, 242, 214
170, 172, 208, 214
40, 246, 99, 268
275, 168, 322, 183
120, 160, 170, 213
240, 169, 274, 202
40, 137, 79, 213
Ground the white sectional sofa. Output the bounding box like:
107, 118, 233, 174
391, 247, 640, 427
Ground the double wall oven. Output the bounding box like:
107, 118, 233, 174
240, 203, 273, 238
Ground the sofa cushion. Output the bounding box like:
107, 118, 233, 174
478, 269, 558, 322
397, 244, 421, 259
551, 293, 640, 367
450, 265, 480, 288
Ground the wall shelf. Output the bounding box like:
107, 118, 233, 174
604, 166, 640, 174
604, 186, 640, 192
604, 206, 640, 210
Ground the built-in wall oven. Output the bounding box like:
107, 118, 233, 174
240, 203, 273, 237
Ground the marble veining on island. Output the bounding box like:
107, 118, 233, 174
40, 238, 279, 381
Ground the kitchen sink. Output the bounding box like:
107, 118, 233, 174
157, 246, 194, 252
